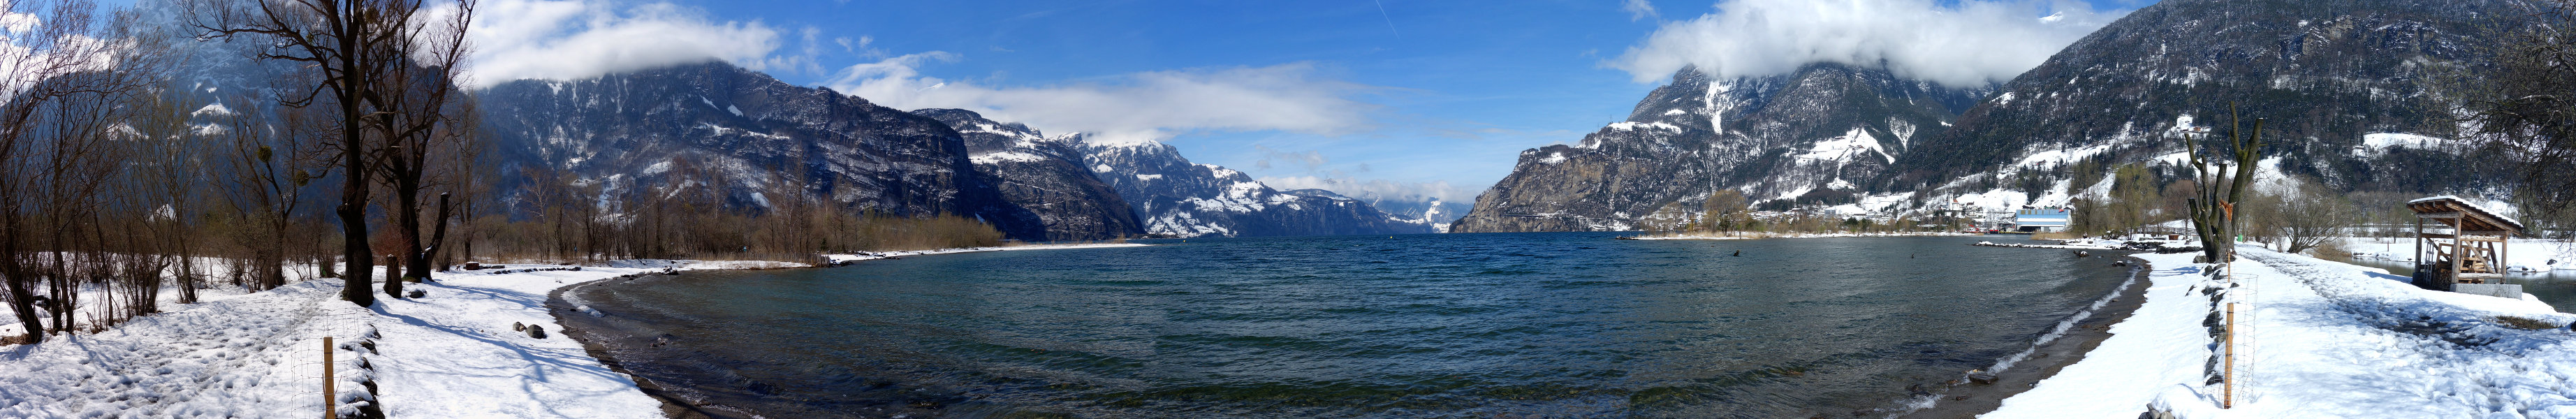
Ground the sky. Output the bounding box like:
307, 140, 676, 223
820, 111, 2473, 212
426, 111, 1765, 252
460, 0, 2153, 203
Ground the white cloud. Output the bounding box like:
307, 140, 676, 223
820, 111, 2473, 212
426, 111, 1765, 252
824, 53, 1377, 145
457, 0, 785, 89
1253, 145, 1328, 170
1623, 0, 1661, 22
1259, 175, 1476, 203
1612, 0, 2123, 88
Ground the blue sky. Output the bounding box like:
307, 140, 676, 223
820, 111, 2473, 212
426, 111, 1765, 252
468, 0, 2153, 202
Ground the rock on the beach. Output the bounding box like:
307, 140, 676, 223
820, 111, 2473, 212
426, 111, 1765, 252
1966, 369, 1998, 385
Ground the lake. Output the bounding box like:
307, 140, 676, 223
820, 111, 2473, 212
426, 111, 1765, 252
559, 233, 2136, 418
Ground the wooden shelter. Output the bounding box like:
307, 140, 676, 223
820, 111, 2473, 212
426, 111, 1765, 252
2410, 196, 2526, 286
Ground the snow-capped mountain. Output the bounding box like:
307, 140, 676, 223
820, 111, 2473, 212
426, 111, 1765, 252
1451, 63, 1989, 233
1347, 194, 1471, 232
1082, 141, 1435, 237
910, 109, 1144, 240
1456, 0, 2526, 231
1885, 0, 2520, 210
474, 61, 1047, 239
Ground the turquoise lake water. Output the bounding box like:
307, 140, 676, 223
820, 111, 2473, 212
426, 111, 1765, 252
562, 233, 2134, 418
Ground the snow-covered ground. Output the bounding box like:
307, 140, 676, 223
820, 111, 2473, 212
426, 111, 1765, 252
0, 243, 1149, 418
1988, 245, 2576, 418
0, 263, 674, 418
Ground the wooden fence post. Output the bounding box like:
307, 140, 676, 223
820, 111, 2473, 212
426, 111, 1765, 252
323, 336, 335, 419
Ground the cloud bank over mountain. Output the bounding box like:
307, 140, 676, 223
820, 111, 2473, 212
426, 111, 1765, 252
823, 53, 1377, 146
458, 0, 789, 89
1612, 0, 2124, 87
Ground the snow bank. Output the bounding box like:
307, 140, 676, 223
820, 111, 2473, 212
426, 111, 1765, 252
0, 263, 670, 418
1994, 246, 2576, 418
373, 267, 666, 418
0, 247, 1155, 418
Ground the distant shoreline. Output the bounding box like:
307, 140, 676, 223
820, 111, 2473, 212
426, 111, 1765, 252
1620, 231, 1983, 240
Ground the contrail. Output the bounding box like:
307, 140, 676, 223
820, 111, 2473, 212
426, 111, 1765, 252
1373, 0, 1400, 39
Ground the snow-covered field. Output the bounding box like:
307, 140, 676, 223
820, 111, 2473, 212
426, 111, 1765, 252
0, 243, 1148, 418
1989, 245, 2576, 418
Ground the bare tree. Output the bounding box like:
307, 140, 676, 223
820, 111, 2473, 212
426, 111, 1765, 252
211, 94, 317, 291
0, 0, 154, 343
2181, 103, 2265, 263
369, 2, 474, 294
2263, 177, 2361, 255
134, 85, 203, 304
2462, 1, 2576, 236
1701, 190, 1748, 233
189, 0, 477, 305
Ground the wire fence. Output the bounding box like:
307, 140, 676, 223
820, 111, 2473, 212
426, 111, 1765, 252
2220, 267, 2259, 409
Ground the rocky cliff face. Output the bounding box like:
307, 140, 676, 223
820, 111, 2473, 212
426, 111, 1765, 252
911, 108, 1144, 241
1885, 0, 2520, 200
1083, 142, 1435, 237
1451, 63, 1989, 233
475, 61, 1046, 239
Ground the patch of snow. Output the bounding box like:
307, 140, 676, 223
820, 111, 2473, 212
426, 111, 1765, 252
698, 123, 789, 140
1538, 152, 1568, 165
191, 103, 233, 117
2028, 178, 2075, 207
2408, 195, 2524, 228
969, 151, 1050, 164
1134, 173, 1162, 180
1606, 121, 1682, 132
2014, 142, 2114, 170
1196, 164, 1245, 179
2352, 133, 2459, 156
1796, 128, 1888, 163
